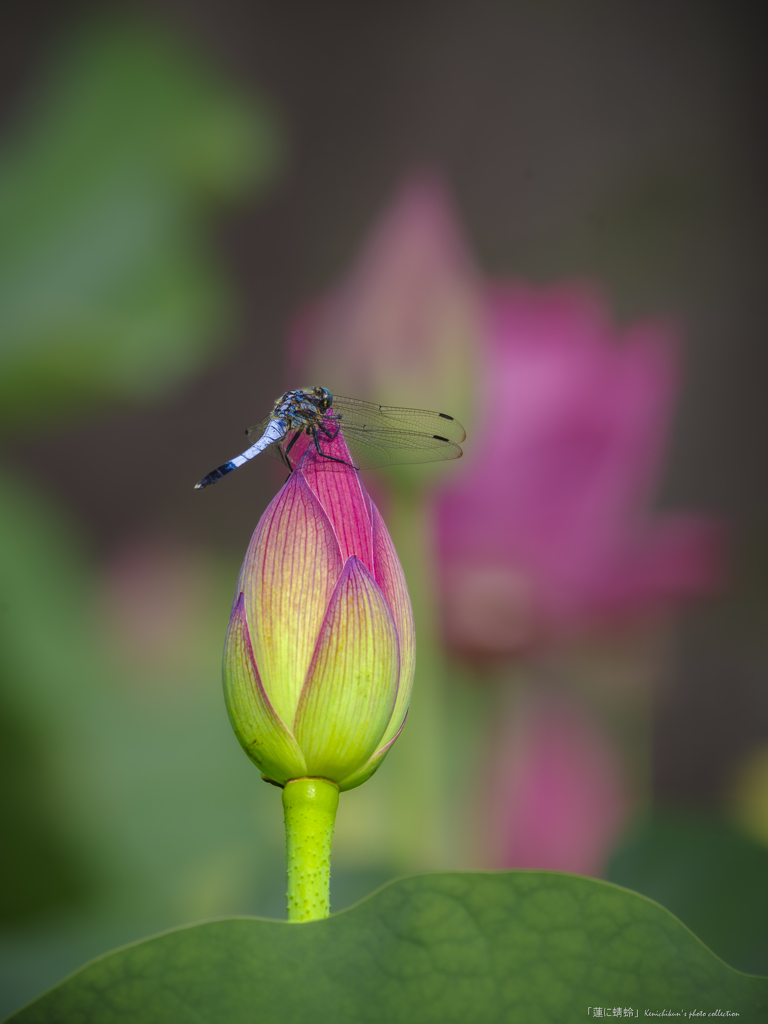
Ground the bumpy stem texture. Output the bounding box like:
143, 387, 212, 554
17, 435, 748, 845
282, 777, 339, 921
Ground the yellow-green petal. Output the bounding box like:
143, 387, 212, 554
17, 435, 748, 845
337, 713, 408, 792
224, 593, 307, 784
243, 470, 343, 726
294, 556, 399, 782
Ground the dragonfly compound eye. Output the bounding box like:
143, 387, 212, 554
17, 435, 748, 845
314, 387, 333, 411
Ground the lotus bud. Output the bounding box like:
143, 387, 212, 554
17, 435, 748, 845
223, 426, 414, 793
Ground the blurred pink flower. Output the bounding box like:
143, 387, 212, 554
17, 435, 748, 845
436, 283, 722, 656
482, 690, 629, 876
282, 175, 721, 875
288, 173, 480, 429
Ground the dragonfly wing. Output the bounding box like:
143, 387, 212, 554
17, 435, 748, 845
329, 396, 466, 444
340, 426, 463, 469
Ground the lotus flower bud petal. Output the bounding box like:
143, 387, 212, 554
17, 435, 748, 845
223, 594, 307, 783
334, 715, 408, 792
243, 470, 343, 726
295, 556, 399, 781
368, 503, 414, 750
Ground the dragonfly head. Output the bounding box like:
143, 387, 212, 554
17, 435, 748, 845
307, 386, 333, 413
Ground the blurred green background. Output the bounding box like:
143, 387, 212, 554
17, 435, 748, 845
1, 2, 767, 1016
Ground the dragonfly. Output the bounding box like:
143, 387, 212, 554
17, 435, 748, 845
194, 386, 466, 489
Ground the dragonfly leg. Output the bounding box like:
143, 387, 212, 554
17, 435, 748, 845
274, 443, 292, 472
311, 427, 357, 469
281, 430, 303, 470
319, 421, 341, 441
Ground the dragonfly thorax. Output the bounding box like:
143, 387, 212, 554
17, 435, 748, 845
272, 387, 334, 431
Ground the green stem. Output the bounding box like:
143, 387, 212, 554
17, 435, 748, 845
282, 777, 339, 922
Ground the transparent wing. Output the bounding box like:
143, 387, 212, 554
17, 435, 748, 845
338, 425, 462, 469
330, 395, 466, 444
